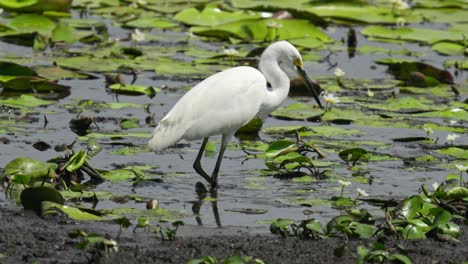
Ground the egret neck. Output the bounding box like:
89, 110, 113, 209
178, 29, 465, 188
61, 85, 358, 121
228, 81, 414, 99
258, 54, 290, 116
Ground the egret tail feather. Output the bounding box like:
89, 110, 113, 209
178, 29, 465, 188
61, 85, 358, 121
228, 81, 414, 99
148, 120, 186, 151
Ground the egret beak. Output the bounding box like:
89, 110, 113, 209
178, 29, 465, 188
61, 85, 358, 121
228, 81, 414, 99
296, 66, 323, 109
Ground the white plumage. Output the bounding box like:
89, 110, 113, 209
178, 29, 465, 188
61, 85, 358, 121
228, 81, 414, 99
149, 41, 322, 188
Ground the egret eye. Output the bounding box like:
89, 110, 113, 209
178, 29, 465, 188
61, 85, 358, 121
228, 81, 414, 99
293, 57, 302, 67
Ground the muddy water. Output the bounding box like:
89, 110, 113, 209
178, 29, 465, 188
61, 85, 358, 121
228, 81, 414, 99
0, 25, 466, 229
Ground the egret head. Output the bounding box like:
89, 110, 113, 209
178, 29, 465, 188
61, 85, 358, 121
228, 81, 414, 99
260, 41, 323, 108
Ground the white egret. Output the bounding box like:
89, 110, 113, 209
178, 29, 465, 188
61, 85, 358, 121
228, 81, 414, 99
149, 41, 322, 188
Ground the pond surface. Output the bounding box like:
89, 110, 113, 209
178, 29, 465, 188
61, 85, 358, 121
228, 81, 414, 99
0, 1, 466, 229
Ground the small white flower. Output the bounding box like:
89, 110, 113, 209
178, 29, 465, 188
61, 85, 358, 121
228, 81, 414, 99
334, 68, 345, 78
455, 164, 468, 172
260, 12, 273, 18
423, 127, 433, 135
431, 182, 439, 191
131, 29, 145, 43
391, 0, 409, 10
266, 21, 283, 29
213, 7, 222, 13
367, 89, 374, 97
450, 108, 463, 112
396, 17, 406, 27
137, 0, 147, 4
449, 120, 458, 125
397, 1, 409, 10
323, 93, 340, 105
223, 48, 239, 56
338, 180, 352, 187
357, 188, 369, 197
185, 31, 197, 38
446, 134, 460, 142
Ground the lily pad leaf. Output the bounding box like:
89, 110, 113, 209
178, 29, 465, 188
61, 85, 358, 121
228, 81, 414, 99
108, 83, 159, 97
42, 201, 104, 221
174, 5, 261, 26
271, 102, 324, 120
1, 157, 57, 182
437, 148, 468, 159
361, 25, 465, 45
445, 187, 468, 200
265, 140, 296, 158
402, 224, 427, 239
65, 150, 87, 172
400, 195, 424, 220
51, 21, 77, 44
191, 18, 332, 44
432, 42, 465, 56
21, 186, 64, 214
0, 61, 37, 76
0, 0, 38, 9
124, 16, 176, 29
339, 148, 368, 165
9, 14, 55, 35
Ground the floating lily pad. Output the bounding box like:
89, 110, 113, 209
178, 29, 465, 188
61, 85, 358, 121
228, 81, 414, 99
51, 21, 77, 44
108, 84, 159, 97
432, 42, 465, 56
191, 18, 332, 44
413, 108, 468, 121
21, 187, 64, 214
9, 14, 56, 35
174, 4, 261, 26
125, 16, 177, 29
42, 201, 104, 221
271, 102, 324, 120
0, 94, 55, 108
300, 126, 365, 138
437, 147, 468, 159
361, 26, 465, 45
359, 97, 444, 112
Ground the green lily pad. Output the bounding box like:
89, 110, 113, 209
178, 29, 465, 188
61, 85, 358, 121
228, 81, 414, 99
0, 0, 38, 9
110, 207, 190, 222
108, 84, 159, 96
400, 195, 424, 220
21, 187, 64, 213
360, 97, 444, 112
307, 4, 413, 24
339, 148, 368, 165
174, 4, 261, 26
413, 108, 468, 121
191, 18, 332, 44
300, 126, 365, 137
265, 140, 296, 158
42, 201, 104, 221
436, 148, 468, 159
34, 66, 93, 80
361, 26, 465, 45
271, 102, 324, 120
0, 94, 55, 108
51, 21, 77, 44
432, 42, 465, 56
0, 61, 37, 76
9, 14, 55, 35
125, 16, 177, 29
322, 108, 371, 122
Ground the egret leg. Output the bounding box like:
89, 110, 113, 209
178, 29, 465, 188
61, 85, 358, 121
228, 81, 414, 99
193, 137, 212, 184
210, 134, 233, 188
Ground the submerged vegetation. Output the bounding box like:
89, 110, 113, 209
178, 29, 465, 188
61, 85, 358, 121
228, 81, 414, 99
0, 0, 466, 262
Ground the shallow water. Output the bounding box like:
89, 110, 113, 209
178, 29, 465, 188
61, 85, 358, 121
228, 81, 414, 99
0, 13, 466, 230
